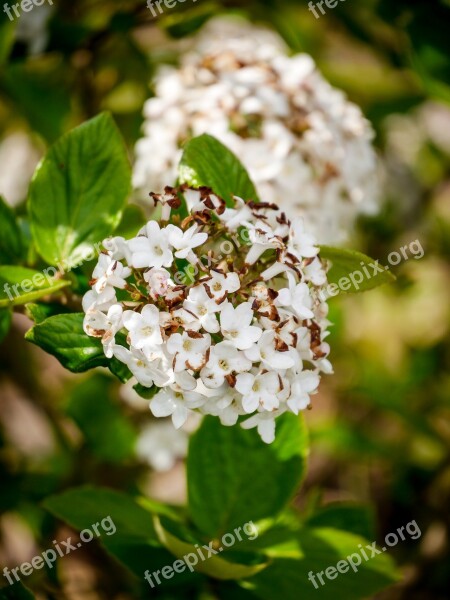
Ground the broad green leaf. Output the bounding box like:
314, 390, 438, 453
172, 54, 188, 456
319, 246, 396, 295
241, 527, 399, 600
25, 302, 72, 324
0, 309, 12, 343
133, 383, 159, 400
0, 582, 35, 600
2, 62, 70, 142
179, 134, 259, 206
109, 361, 132, 383
25, 313, 105, 372
115, 203, 146, 239
154, 516, 269, 581
0, 196, 24, 264
29, 113, 131, 265
43, 485, 158, 540
26, 312, 131, 380
188, 414, 308, 538
66, 374, 136, 463
0, 266, 70, 308
101, 534, 191, 583
233, 519, 301, 558
306, 504, 375, 541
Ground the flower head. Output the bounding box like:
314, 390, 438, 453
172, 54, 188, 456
133, 17, 380, 244
83, 184, 332, 442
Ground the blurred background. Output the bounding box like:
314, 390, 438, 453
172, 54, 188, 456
0, 0, 449, 598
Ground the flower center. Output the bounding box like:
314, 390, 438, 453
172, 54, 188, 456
154, 246, 163, 256
213, 282, 223, 292
183, 339, 192, 351
218, 359, 229, 371
142, 326, 154, 336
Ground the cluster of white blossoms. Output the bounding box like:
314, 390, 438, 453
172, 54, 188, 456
83, 186, 332, 443
133, 17, 380, 243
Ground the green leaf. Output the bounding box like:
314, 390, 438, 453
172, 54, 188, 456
188, 414, 308, 538
0, 582, 35, 600
2, 62, 70, 142
133, 383, 159, 400
115, 203, 146, 239
0, 309, 12, 344
0, 266, 70, 308
25, 313, 105, 372
102, 534, 188, 582
179, 134, 259, 206
0, 196, 24, 264
43, 485, 158, 540
25, 312, 131, 380
306, 504, 375, 541
242, 527, 399, 600
25, 302, 72, 324
154, 516, 269, 581
29, 113, 131, 266
66, 374, 136, 463
319, 246, 396, 294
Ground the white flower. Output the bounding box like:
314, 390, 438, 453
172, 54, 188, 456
183, 285, 221, 333
128, 221, 173, 269
245, 220, 283, 265
201, 342, 251, 388
103, 237, 132, 263
288, 219, 319, 260
167, 331, 211, 372
220, 197, 253, 231
144, 268, 172, 300
83, 304, 123, 358
113, 346, 173, 388
287, 370, 320, 414
166, 224, 208, 262
123, 305, 163, 357
220, 302, 262, 350
150, 388, 205, 429
136, 421, 188, 472
304, 257, 327, 286
235, 371, 281, 413
82, 288, 117, 313
241, 412, 283, 444
277, 273, 314, 320
245, 330, 295, 370
204, 271, 240, 302
91, 254, 131, 294
202, 388, 242, 426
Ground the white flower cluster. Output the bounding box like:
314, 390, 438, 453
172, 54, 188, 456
133, 17, 380, 243
83, 186, 332, 443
